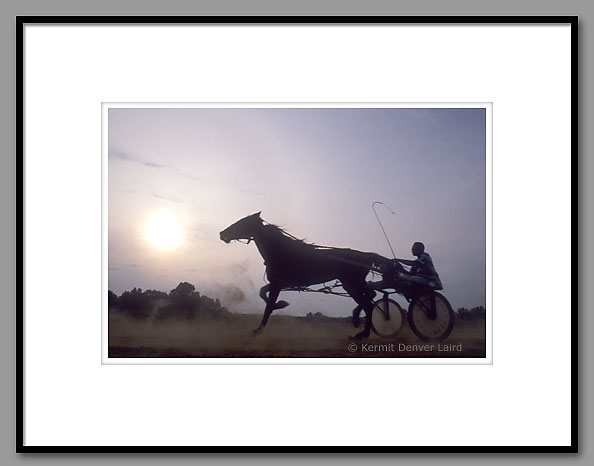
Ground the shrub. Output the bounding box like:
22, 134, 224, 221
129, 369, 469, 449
108, 290, 119, 309
116, 287, 152, 320
155, 282, 228, 320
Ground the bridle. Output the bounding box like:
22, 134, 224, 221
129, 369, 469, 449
234, 238, 253, 244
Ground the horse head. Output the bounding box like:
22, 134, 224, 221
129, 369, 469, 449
219, 212, 262, 243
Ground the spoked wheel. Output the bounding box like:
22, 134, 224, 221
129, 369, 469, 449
371, 297, 406, 338
408, 292, 454, 342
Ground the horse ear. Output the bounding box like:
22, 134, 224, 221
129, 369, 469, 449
255, 211, 261, 217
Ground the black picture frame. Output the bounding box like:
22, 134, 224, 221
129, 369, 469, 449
17, 15, 578, 453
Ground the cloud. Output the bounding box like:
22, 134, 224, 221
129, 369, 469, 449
172, 169, 210, 184
143, 161, 165, 168
151, 192, 182, 203
109, 148, 260, 200
108, 149, 132, 161
109, 148, 212, 186
108, 149, 166, 169
109, 263, 139, 270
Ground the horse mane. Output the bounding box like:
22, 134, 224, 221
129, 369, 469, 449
262, 222, 317, 248
262, 221, 367, 256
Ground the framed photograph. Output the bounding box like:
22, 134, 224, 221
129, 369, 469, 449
18, 16, 577, 452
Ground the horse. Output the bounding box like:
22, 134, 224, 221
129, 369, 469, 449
219, 212, 391, 340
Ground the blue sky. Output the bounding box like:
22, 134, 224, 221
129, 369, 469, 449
108, 107, 486, 316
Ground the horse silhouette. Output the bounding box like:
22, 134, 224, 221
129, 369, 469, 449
219, 212, 390, 339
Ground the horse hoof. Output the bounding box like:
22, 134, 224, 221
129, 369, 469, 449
275, 300, 289, 309
252, 327, 263, 336
352, 311, 360, 328
351, 331, 369, 340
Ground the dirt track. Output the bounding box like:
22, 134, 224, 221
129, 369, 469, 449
108, 312, 486, 359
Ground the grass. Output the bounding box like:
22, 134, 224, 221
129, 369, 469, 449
108, 308, 486, 358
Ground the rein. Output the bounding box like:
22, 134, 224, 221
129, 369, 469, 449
321, 253, 384, 274
234, 238, 253, 244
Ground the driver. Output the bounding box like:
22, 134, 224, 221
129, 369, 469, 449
352, 242, 442, 329
394, 242, 442, 290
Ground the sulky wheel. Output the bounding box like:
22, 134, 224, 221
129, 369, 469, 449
370, 297, 406, 338
408, 292, 455, 342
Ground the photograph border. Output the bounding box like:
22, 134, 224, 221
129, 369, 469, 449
102, 101, 493, 366
17, 15, 578, 453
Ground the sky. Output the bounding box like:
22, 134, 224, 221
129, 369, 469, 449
108, 107, 486, 316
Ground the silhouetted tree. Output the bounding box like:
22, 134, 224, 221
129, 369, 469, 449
108, 290, 119, 309
155, 282, 228, 320
169, 282, 197, 298
117, 287, 152, 320
113, 282, 229, 321
470, 306, 486, 319
457, 307, 471, 320
143, 289, 169, 300
198, 295, 227, 316
155, 282, 200, 320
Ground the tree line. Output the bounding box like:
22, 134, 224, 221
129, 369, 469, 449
456, 306, 486, 320
108, 282, 229, 321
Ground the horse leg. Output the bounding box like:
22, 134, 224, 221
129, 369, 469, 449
343, 281, 376, 340
352, 305, 362, 328
253, 284, 282, 335
351, 278, 386, 328
259, 283, 271, 303
259, 283, 289, 310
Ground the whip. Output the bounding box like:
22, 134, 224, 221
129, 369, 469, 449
372, 201, 397, 259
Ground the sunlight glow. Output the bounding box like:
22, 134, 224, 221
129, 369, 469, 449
144, 211, 184, 250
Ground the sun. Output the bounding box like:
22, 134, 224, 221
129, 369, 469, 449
144, 211, 184, 250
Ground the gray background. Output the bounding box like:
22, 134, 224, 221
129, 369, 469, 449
2, 0, 589, 464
